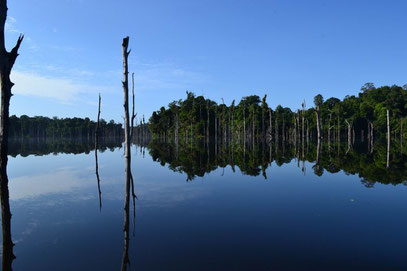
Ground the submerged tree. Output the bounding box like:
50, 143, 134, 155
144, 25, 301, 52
121, 36, 131, 271
314, 94, 323, 140
148, 84, 407, 154
95, 94, 102, 211
0, 1, 23, 270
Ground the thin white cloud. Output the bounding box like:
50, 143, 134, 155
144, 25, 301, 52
130, 61, 209, 91
5, 16, 20, 34
11, 71, 99, 104
10, 59, 207, 108
41, 65, 94, 77
49, 44, 76, 52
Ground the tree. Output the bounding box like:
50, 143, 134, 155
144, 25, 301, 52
0, 1, 23, 269
95, 94, 102, 211
230, 100, 235, 141
261, 95, 268, 139
147, 84, 407, 147
314, 94, 324, 139
361, 82, 375, 93
121, 36, 131, 271
314, 94, 324, 108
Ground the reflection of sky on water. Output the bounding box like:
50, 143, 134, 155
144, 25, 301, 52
10, 167, 92, 200
4, 146, 407, 270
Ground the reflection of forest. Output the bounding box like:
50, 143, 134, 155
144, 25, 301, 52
147, 139, 407, 187
8, 137, 123, 157
8, 137, 407, 187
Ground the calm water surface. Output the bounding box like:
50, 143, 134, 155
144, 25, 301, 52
3, 140, 407, 270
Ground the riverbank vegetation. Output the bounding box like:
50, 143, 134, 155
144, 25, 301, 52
148, 84, 407, 146
9, 115, 123, 139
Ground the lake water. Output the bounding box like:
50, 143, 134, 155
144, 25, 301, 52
2, 139, 407, 270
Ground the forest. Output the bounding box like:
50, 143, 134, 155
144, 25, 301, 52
148, 83, 407, 146
8, 115, 123, 140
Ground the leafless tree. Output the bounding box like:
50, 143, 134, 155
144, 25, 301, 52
95, 94, 102, 211
121, 36, 131, 271
0, 1, 23, 270
387, 109, 390, 168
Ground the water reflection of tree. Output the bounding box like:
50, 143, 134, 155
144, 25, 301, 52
1, 176, 14, 270
147, 139, 407, 187
8, 137, 123, 157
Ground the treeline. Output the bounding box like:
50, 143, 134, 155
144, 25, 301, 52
148, 84, 407, 145
9, 115, 123, 139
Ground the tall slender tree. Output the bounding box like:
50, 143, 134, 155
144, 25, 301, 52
95, 94, 102, 211
387, 109, 390, 168
314, 94, 323, 140
121, 36, 131, 271
261, 95, 268, 139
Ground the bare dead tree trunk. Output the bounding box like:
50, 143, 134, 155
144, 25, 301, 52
262, 107, 265, 139
175, 112, 179, 145
345, 119, 352, 153
215, 117, 218, 156
337, 113, 340, 145
190, 100, 194, 145
315, 107, 321, 139
130, 73, 136, 141
206, 101, 210, 142
221, 98, 226, 143
129, 73, 137, 222
294, 115, 297, 144
231, 105, 234, 142
228, 106, 231, 142
268, 108, 272, 142
95, 94, 102, 211
328, 111, 332, 143
302, 100, 305, 143
252, 108, 255, 145
121, 36, 131, 271
370, 122, 374, 152
0, 1, 23, 269
243, 104, 246, 142
387, 109, 390, 168
297, 110, 300, 141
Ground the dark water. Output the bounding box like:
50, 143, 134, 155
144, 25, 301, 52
2, 139, 407, 270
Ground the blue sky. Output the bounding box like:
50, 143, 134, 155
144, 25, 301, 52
5, 0, 407, 122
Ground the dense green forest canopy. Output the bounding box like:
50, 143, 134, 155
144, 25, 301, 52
9, 115, 123, 139
148, 84, 407, 140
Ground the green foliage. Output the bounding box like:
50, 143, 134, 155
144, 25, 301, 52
149, 84, 407, 140
9, 115, 123, 139
314, 94, 324, 108
361, 82, 375, 93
